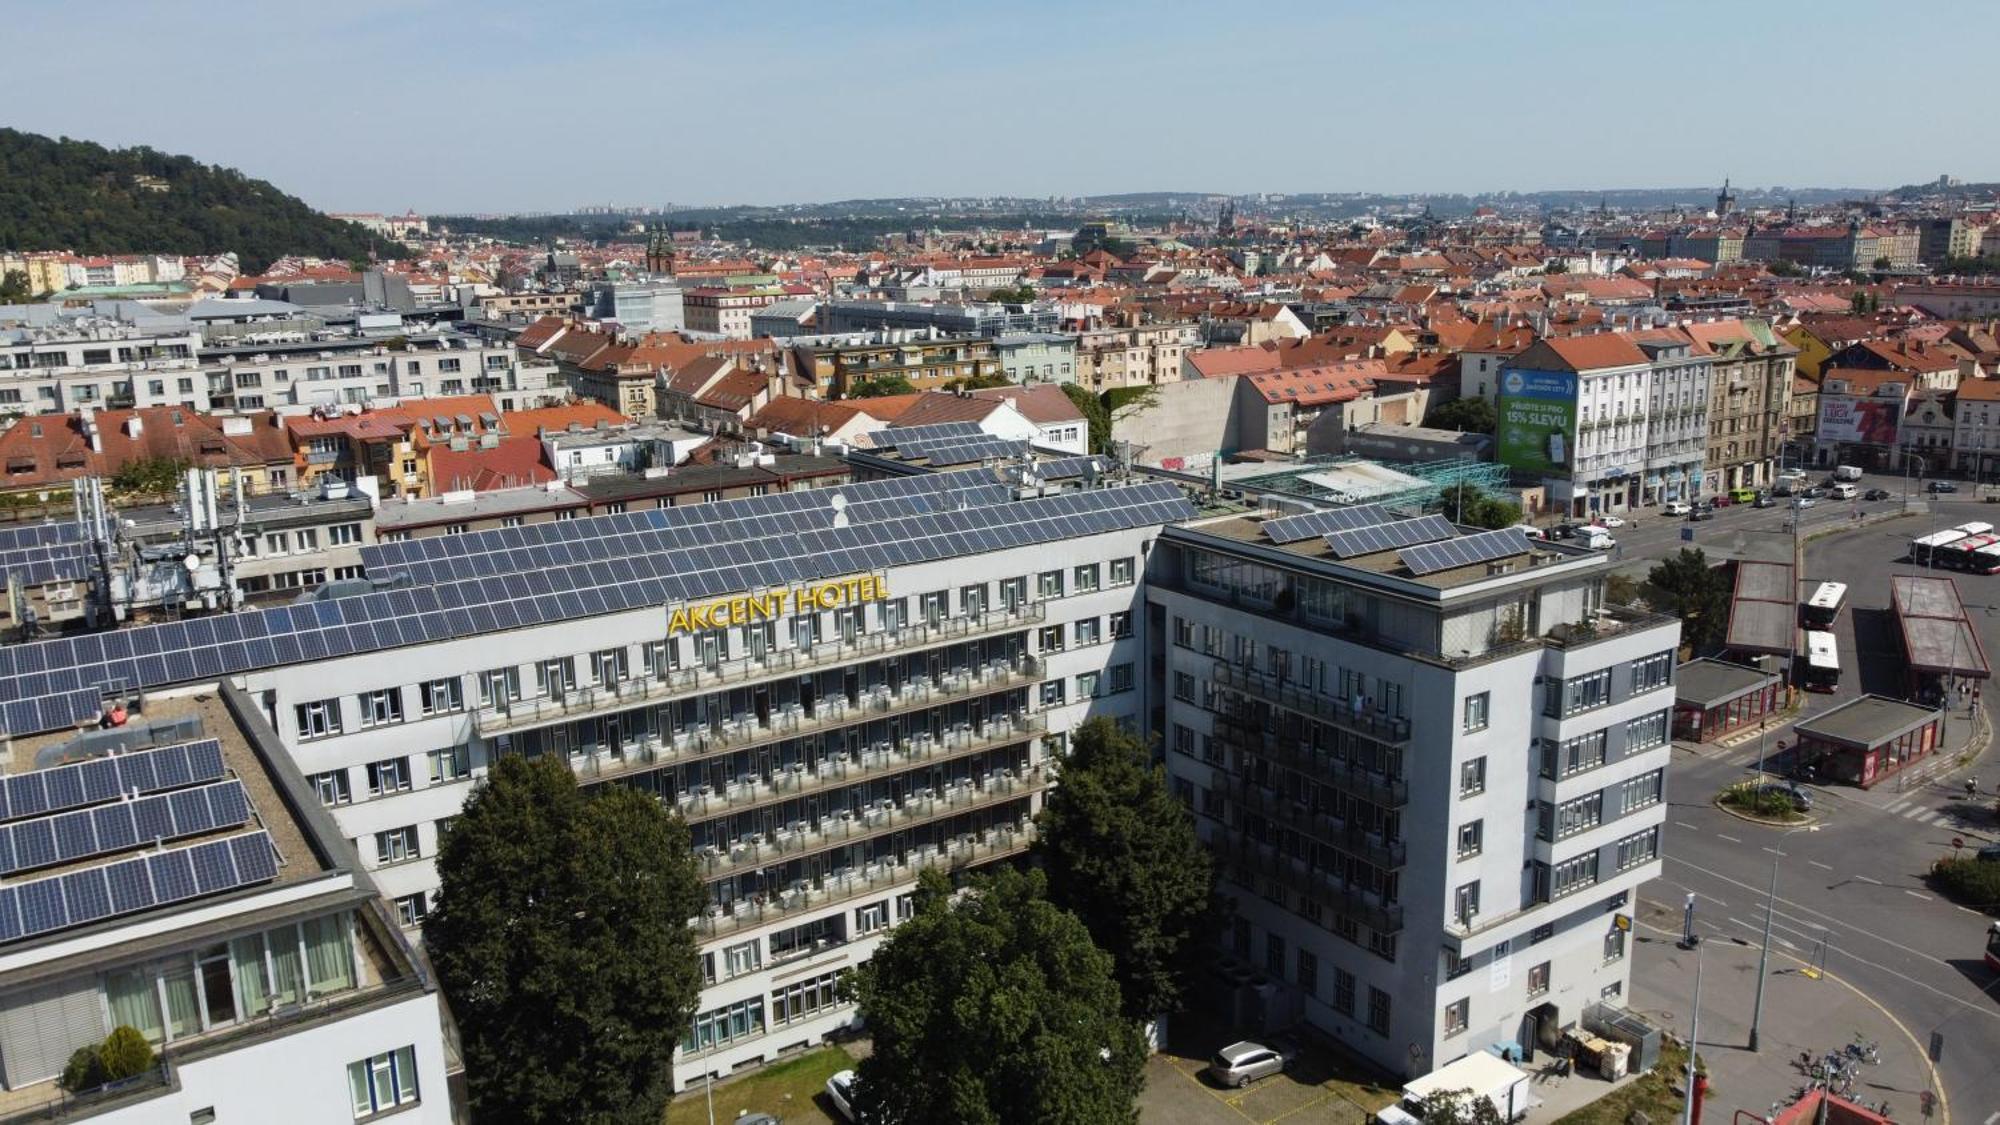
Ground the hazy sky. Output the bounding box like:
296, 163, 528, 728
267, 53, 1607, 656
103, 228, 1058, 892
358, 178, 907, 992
7, 1, 1994, 213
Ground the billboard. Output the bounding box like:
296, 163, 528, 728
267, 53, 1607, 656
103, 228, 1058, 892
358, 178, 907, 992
1817, 396, 1901, 445
1496, 368, 1579, 474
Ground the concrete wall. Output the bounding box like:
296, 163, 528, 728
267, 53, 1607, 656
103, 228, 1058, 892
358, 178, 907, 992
1114, 376, 1241, 467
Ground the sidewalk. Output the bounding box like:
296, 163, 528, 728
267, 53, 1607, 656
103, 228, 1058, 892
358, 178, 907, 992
1625, 918, 1937, 1122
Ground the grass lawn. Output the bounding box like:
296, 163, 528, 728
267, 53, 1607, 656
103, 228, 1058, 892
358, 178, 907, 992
1555, 1043, 1694, 1125
665, 1044, 854, 1125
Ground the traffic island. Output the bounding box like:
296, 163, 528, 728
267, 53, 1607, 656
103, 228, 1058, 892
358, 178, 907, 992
1928, 855, 2000, 914
1715, 781, 1813, 826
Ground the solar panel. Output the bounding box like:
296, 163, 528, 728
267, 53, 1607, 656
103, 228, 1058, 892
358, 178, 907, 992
0, 521, 86, 552
1322, 515, 1457, 559
0, 740, 227, 824
1261, 504, 1394, 544
858, 421, 982, 449
1033, 456, 1107, 481
1400, 528, 1534, 577
0, 830, 279, 944
0, 780, 250, 876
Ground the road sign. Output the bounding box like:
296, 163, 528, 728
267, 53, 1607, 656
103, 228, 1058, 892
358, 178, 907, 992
1954, 836, 1965, 851
1613, 913, 1631, 932
1681, 527, 1694, 542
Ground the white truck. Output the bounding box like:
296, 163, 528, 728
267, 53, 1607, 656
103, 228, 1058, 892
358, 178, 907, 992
1833, 465, 1863, 482
1375, 1053, 1534, 1124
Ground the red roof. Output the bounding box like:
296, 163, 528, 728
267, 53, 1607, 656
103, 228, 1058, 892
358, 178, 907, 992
967, 383, 1087, 426
0, 407, 292, 488
428, 435, 556, 493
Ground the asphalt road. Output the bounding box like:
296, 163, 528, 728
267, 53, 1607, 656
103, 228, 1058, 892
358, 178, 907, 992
1628, 471, 2000, 1119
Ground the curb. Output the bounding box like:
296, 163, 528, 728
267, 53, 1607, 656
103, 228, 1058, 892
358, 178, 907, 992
1710, 798, 1817, 828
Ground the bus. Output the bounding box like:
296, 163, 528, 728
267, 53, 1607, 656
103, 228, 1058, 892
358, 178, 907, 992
1911, 528, 1969, 566
1972, 542, 2000, 576
1938, 534, 2000, 572
1801, 630, 1841, 693
1801, 581, 1848, 628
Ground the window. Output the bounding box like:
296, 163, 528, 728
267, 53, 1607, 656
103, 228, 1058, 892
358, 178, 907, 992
309, 770, 351, 807
479, 666, 521, 705
1040, 680, 1067, 707
1110, 556, 1135, 585
1626, 710, 1670, 751
296, 529, 319, 551
1631, 650, 1674, 692
1547, 669, 1613, 716
1076, 671, 1102, 699
1075, 617, 1102, 645
358, 688, 403, 728
329, 523, 362, 546
855, 900, 889, 934
1333, 968, 1356, 1016
536, 657, 574, 698
772, 969, 844, 1025
1108, 663, 1134, 694
1459, 756, 1487, 796
295, 698, 342, 740
413, 747, 470, 790
684, 999, 764, 1054
1528, 961, 1551, 997
1037, 569, 1064, 598
1109, 611, 1131, 639
1173, 671, 1195, 702
1463, 692, 1490, 733
1173, 616, 1193, 648
419, 678, 463, 716
1296, 949, 1318, 996
1444, 947, 1470, 980
1550, 853, 1600, 899
348, 1045, 420, 1119
265, 531, 289, 554
1554, 792, 1604, 839
1453, 881, 1480, 925
1443, 998, 1469, 1036
1616, 826, 1660, 870
770, 915, 845, 961
1366, 987, 1391, 1036
374, 827, 420, 865
1265, 933, 1285, 976
1456, 820, 1483, 858
393, 893, 427, 928
1621, 769, 1664, 813
1073, 563, 1100, 593
366, 757, 411, 796
1546, 729, 1609, 778
591, 648, 628, 687
1039, 624, 1065, 652
1604, 927, 1627, 962
723, 940, 762, 978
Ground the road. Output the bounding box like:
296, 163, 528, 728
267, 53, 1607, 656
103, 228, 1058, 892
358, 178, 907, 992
1622, 467, 2000, 1118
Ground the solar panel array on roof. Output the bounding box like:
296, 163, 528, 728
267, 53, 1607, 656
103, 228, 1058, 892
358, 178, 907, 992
0, 483, 1198, 736
0, 541, 90, 585
1322, 515, 1457, 559
0, 829, 278, 944
1400, 528, 1533, 576
0, 522, 86, 552
859, 422, 982, 449
0, 739, 225, 824
0, 779, 249, 876
1261, 504, 1394, 544
1034, 456, 1108, 481
901, 437, 1031, 467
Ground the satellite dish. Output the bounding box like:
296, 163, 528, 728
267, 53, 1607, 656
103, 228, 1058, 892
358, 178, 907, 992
829, 493, 848, 512
182, 554, 200, 573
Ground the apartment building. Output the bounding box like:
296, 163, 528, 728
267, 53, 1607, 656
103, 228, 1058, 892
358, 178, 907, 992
1149, 510, 1674, 1079
1630, 330, 1712, 506
798, 336, 1001, 397
207, 331, 540, 414
1499, 335, 1655, 517
0, 315, 205, 414
1074, 322, 1201, 392
1684, 319, 1797, 496
683, 288, 783, 340
0, 689, 454, 1122
818, 301, 1059, 338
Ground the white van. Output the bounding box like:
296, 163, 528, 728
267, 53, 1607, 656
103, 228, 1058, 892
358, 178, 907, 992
1579, 526, 1616, 550
1830, 482, 1857, 500
1833, 465, 1863, 482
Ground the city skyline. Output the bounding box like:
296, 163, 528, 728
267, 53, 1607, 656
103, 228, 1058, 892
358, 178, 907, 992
7, 0, 1997, 214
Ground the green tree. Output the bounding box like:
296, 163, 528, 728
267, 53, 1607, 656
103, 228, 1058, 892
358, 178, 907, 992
1646, 547, 1729, 652
1542, 259, 1569, 274
1766, 259, 1804, 278
425, 755, 705, 1125
851, 866, 1146, 1125
1423, 397, 1497, 434
948, 372, 1015, 391
1410, 1088, 1506, 1125
0, 269, 30, 303
987, 284, 1036, 304
1037, 717, 1217, 1020
846, 374, 917, 398
1061, 382, 1112, 454
109, 456, 190, 495
1871, 256, 1893, 271
1437, 482, 1522, 530
96, 1026, 153, 1081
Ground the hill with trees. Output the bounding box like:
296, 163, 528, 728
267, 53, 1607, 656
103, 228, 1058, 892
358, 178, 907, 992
0, 128, 408, 274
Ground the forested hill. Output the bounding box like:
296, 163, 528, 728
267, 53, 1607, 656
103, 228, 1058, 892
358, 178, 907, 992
0, 128, 408, 274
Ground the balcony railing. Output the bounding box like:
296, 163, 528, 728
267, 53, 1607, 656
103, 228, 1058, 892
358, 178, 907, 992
1210, 834, 1403, 934
1214, 770, 1407, 869
1210, 714, 1409, 808
661, 711, 1046, 819
1210, 661, 1411, 744
696, 819, 1037, 938
473, 605, 1045, 736
694, 760, 1050, 880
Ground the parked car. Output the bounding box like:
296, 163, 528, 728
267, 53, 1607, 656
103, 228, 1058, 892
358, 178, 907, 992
1687, 508, 1713, 521
1754, 782, 1814, 811
1207, 1040, 1298, 1088
1930, 480, 1959, 493
1663, 501, 1691, 516
1753, 493, 1778, 508
1596, 515, 1627, 528
1516, 525, 1547, 540
1793, 496, 1818, 509
1804, 485, 1828, 499
1864, 488, 1892, 501
1711, 494, 1734, 507
825, 1070, 858, 1122
1550, 523, 1581, 540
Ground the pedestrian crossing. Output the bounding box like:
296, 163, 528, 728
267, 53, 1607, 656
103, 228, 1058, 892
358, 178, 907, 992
1884, 798, 1951, 826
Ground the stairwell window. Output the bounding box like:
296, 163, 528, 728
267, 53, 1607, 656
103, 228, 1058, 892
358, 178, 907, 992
358, 689, 403, 728
1443, 998, 1469, 1037
347, 1045, 420, 1120
419, 678, 463, 716
374, 827, 420, 865
295, 699, 342, 740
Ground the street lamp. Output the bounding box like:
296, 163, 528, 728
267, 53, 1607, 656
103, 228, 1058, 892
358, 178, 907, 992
1681, 940, 1705, 1125
1749, 824, 1821, 1052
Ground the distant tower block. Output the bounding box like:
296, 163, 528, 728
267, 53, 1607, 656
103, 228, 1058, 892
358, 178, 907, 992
1716, 178, 1737, 217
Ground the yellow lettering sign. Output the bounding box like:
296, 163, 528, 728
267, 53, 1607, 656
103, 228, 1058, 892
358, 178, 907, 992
667, 575, 887, 635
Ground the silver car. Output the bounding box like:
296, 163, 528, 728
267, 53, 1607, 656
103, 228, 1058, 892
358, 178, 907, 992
1207, 1039, 1296, 1087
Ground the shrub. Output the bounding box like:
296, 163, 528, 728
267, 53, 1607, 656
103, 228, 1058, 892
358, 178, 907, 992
96, 1026, 153, 1082
1931, 857, 2000, 911
59, 1046, 104, 1093
1719, 783, 1801, 820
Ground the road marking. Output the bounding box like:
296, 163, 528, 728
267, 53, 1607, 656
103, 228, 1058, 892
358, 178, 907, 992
1809, 860, 1834, 870
1675, 821, 1698, 830
1854, 875, 1883, 885
1982, 1112, 1996, 1125
1905, 890, 1933, 901
1715, 834, 1742, 843
1886, 800, 1910, 814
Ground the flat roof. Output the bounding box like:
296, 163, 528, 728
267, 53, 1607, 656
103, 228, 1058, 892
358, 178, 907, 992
1890, 574, 1992, 679
1795, 694, 1940, 749
1725, 559, 1795, 655
1405, 1052, 1528, 1101
1186, 511, 1580, 591
1674, 658, 1780, 709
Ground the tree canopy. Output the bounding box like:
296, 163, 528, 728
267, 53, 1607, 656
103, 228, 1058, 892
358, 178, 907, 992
425, 755, 705, 1125
1423, 396, 1496, 435
1037, 717, 1217, 1019
1436, 482, 1521, 530
851, 866, 1146, 1125
846, 374, 917, 398
0, 269, 31, 303
985, 284, 1037, 304
948, 372, 1015, 391
1062, 383, 1113, 454
0, 127, 407, 273
1645, 547, 1729, 651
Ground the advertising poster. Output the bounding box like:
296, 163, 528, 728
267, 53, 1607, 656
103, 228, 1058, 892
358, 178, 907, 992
1817, 396, 1902, 445
1497, 368, 1579, 474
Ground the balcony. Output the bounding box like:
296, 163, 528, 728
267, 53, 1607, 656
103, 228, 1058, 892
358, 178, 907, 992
659, 711, 1045, 818
1210, 714, 1409, 808
473, 604, 1045, 736
1210, 661, 1410, 744
694, 760, 1050, 880
1215, 770, 1407, 869
697, 819, 1038, 938
1210, 834, 1403, 934
1541, 603, 1679, 652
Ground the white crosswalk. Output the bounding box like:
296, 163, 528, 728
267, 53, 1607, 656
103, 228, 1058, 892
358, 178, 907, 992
1885, 799, 1950, 825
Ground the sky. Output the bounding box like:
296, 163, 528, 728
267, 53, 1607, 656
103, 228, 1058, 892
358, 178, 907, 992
6, 1, 1996, 214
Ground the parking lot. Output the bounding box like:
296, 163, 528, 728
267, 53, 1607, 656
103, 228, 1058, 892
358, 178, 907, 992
1138, 1014, 1396, 1125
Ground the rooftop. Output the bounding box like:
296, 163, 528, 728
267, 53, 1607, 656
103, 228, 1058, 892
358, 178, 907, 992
1674, 658, 1780, 709
1795, 694, 1940, 749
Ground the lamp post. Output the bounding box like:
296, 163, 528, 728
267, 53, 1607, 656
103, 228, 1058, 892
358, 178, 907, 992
1682, 940, 1705, 1125
1750, 824, 1821, 1051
